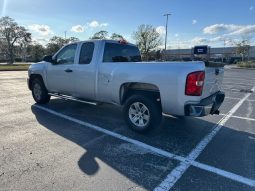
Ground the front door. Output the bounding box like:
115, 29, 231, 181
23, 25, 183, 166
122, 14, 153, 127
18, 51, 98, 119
46, 44, 77, 95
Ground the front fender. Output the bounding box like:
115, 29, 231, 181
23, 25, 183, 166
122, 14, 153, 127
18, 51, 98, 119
28, 62, 48, 89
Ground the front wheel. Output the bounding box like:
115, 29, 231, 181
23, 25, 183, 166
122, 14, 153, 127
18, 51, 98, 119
31, 78, 51, 104
123, 94, 162, 133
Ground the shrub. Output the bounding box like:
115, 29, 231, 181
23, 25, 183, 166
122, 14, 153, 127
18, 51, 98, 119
237, 61, 255, 68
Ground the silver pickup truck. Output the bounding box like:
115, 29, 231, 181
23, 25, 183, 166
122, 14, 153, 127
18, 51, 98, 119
28, 39, 225, 132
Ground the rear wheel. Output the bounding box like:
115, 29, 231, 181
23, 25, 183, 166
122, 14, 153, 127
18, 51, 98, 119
31, 78, 50, 104
123, 94, 162, 133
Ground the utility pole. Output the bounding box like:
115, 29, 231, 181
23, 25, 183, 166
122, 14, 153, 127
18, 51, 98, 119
223, 39, 226, 63
64, 31, 67, 40
164, 13, 171, 60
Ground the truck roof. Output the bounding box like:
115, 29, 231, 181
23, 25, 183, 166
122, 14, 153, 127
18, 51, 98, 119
74, 39, 136, 46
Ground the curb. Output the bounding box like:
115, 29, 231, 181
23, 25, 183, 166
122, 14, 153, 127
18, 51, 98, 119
0, 69, 28, 71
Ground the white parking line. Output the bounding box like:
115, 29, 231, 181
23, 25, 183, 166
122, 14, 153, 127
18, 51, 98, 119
222, 88, 241, 92
225, 97, 241, 100
223, 77, 255, 82
220, 114, 255, 122
33, 104, 186, 162
191, 161, 255, 187
225, 97, 255, 102
223, 82, 255, 87
154, 86, 255, 191
33, 90, 255, 189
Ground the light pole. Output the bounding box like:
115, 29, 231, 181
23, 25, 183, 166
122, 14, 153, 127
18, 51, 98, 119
222, 39, 226, 63
164, 13, 171, 60
64, 31, 67, 40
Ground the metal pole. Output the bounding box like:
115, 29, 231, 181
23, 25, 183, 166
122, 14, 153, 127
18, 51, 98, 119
223, 39, 226, 63
164, 13, 171, 60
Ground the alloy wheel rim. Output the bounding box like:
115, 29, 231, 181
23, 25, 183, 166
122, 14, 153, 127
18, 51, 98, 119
33, 83, 42, 100
128, 102, 150, 128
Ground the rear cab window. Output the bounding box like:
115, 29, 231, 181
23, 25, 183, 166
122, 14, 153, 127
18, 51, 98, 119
79, 42, 95, 64
103, 42, 141, 63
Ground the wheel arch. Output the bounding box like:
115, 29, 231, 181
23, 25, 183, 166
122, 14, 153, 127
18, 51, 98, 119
29, 74, 45, 90
119, 82, 161, 107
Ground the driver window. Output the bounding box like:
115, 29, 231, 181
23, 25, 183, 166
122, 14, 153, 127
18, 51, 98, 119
56, 44, 77, 65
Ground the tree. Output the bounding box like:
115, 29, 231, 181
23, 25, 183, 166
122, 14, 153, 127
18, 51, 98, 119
27, 43, 46, 62
0, 16, 31, 64
234, 39, 251, 61
90, 31, 126, 41
110, 33, 125, 41
46, 36, 79, 55
133, 24, 162, 60
90, 30, 109, 39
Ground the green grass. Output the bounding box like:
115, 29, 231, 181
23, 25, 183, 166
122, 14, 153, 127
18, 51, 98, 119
0, 63, 31, 71
237, 61, 255, 69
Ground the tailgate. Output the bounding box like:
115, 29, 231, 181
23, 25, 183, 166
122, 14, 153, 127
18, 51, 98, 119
202, 62, 224, 98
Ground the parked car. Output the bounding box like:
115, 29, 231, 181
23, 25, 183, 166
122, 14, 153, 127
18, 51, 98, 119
28, 40, 225, 132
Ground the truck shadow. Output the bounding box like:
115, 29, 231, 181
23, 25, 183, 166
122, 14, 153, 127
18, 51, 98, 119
30, 99, 255, 190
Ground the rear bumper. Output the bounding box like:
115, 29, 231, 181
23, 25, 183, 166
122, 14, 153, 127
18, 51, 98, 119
185, 91, 225, 117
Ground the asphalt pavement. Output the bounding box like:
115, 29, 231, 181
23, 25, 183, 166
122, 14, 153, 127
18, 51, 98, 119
0, 68, 255, 191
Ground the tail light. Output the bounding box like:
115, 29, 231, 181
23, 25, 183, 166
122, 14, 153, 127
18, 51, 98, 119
185, 71, 205, 96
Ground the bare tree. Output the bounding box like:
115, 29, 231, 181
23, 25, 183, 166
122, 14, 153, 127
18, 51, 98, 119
234, 39, 251, 61
0, 16, 31, 64
133, 24, 162, 60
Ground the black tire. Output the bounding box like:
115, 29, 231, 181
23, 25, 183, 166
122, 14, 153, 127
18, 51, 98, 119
123, 94, 162, 133
31, 78, 51, 104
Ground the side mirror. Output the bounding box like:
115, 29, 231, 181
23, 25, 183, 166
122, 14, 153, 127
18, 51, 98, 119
43, 55, 56, 64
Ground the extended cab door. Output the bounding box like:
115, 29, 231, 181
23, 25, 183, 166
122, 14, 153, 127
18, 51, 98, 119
73, 42, 97, 99
46, 44, 78, 95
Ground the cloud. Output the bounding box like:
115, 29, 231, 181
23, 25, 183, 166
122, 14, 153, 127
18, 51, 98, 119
249, 6, 254, 11
227, 25, 255, 36
88, 20, 108, 28
88, 20, 99, 28
28, 24, 53, 36
210, 36, 225, 42
203, 24, 240, 34
192, 20, 197, 25
71, 25, 85, 33
100, 23, 109, 27
191, 37, 208, 45
156, 26, 166, 35
203, 24, 255, 36
31, 37, 50, 46
175, 33, 179, 37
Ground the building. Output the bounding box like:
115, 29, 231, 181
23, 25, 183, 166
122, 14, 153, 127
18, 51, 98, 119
165, 46, 255, 62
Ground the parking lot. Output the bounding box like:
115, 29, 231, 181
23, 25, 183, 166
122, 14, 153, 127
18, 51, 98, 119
0, 68, 255, 191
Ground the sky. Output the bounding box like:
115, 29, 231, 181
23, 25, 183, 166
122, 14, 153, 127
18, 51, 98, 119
1, 0, 255, 49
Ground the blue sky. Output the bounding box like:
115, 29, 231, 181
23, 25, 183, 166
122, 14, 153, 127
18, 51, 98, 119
1, 0, 255, 48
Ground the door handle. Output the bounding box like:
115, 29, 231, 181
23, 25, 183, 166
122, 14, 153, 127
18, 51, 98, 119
65, 69, 73, 73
